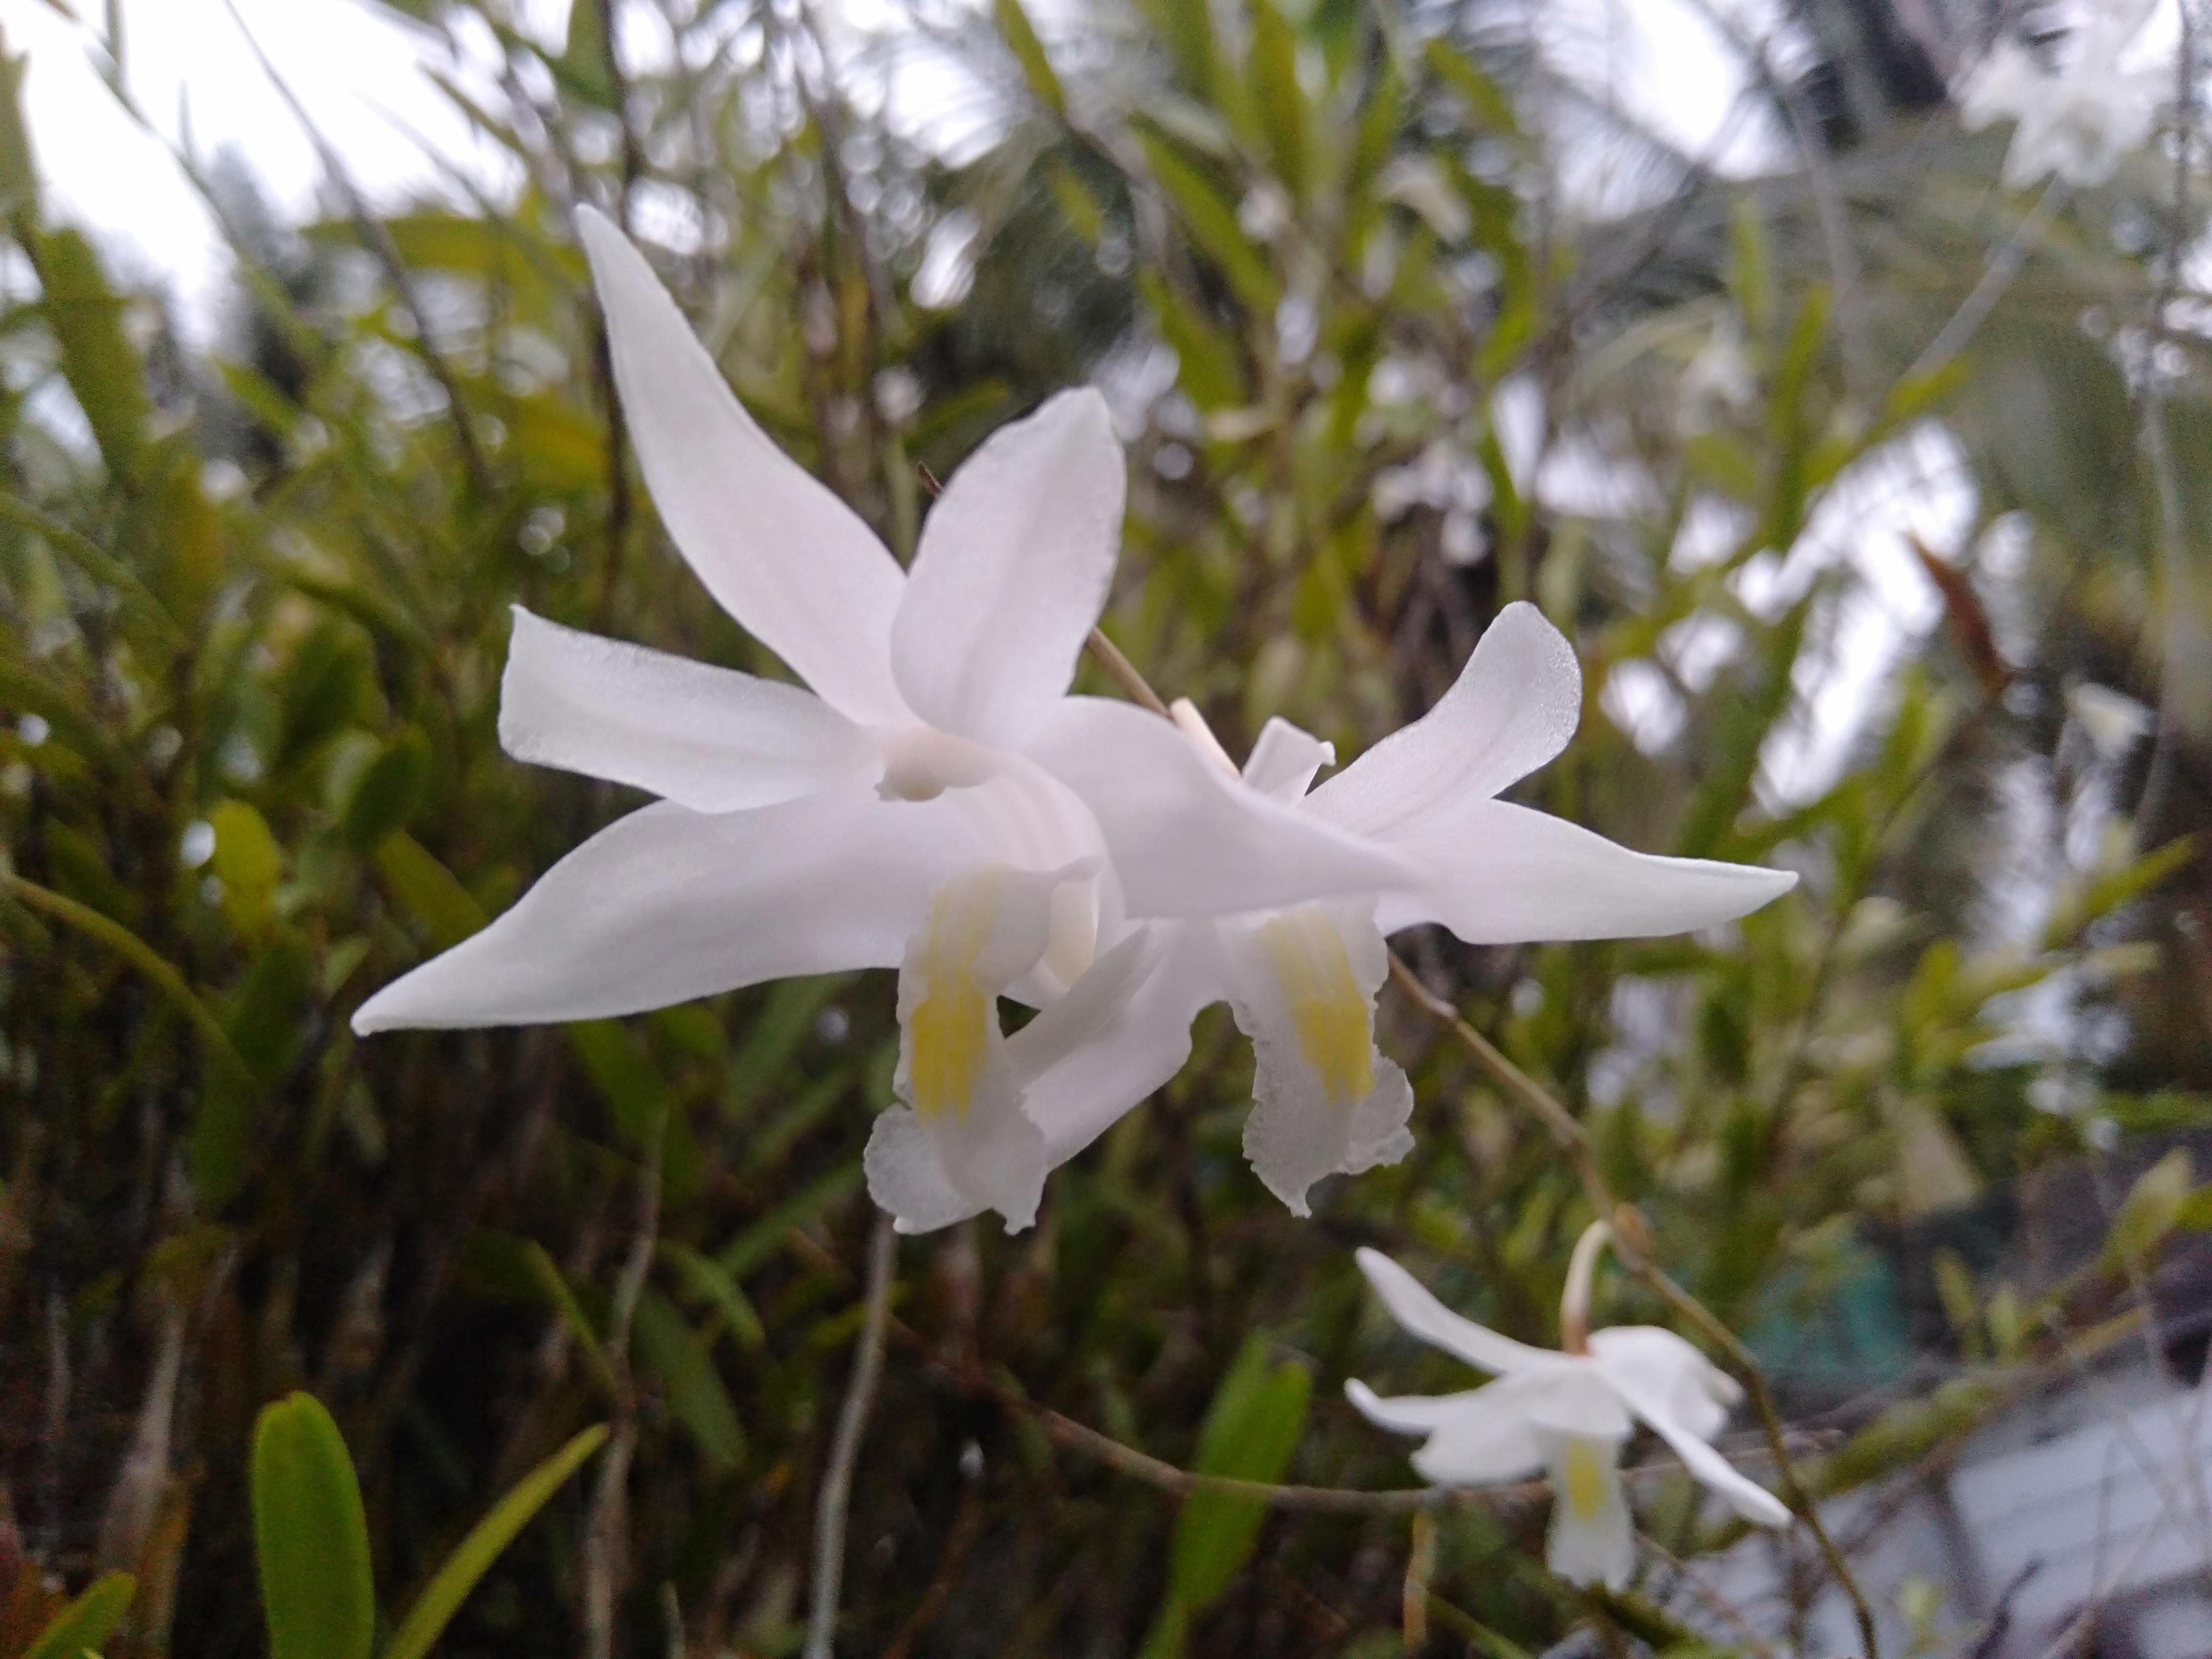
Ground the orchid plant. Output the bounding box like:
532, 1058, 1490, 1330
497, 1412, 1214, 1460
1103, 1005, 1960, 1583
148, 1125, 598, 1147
353, 212, 1799, 1238
1347, 1229, 1792, 1587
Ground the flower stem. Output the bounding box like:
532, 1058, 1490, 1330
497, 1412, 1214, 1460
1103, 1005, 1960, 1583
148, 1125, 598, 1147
803, 1214, 897, 1659
1559, 1219, 1612, 1356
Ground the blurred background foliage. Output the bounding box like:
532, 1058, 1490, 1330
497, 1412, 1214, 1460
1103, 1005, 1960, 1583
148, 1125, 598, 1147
3, 0, 2212, 1654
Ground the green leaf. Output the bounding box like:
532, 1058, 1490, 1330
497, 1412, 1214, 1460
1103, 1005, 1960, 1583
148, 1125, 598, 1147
251, 1392, 375, 1659
373, 833, 487, 951
207, 800, 282, 944
340, 726, 431, 852
37, 228, 149, 484
568, 1018, 674, 1148
520, 1241, 618, 1398
991, 0, 1066, 116
383, 1425, 608, 1659
2106, 1149, 2194, 1271
658, 1239, 766, 1351
1143, 1337, 1312, 1655
1422, 38, 1518, 136
633, 1289, 747, 1470
1246, 0, 1306, 198
192, 935, 313, 1211
1137, 269, 1247, 412
1135, 0, 1219, 98
1136, 130, 1279, 315
24, 1572, 135, 1659
0, 29, 39, 228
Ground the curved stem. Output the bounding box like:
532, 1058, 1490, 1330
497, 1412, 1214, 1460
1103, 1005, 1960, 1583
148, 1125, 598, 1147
1560, 1219, 1613, 1357
803, 1214, 897, 1659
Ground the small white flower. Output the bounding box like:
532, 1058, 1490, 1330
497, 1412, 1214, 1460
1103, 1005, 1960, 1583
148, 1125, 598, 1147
2066, 680, 2154, 761
1346, 1238, 1790, 1588
352, 210, 1406, 1236
1679, 316, 1756, 432
1957, 5, 2165, 188
1019, 605, 1797, 1218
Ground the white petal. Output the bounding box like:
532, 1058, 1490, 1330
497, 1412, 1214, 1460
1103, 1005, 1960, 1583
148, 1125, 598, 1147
891, 864, 1082, 1231
890, 389, 1124, 748
1343, 1378, 1493, 1437
577, 209, 908, 724
1224, 902, 1411, 1216
1009, 924, 1222, 1167
351, 790, 978, 1033
1541, 1432, 1636, 1588
1587, 1326, 1740, 1444
1353, 1247, 1561, 1377
1241, 717, 1334, 802
1374, 799, 1797, 943
1027, 698, 1418, 919
1303, 602, 1580, 837
499, 607, 878, 811
864, 1106, 985, 1235
1604, 1359, 1791, 1527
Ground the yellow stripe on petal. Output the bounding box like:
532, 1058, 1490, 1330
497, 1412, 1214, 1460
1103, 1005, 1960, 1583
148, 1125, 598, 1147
907, 872, 1004, 1122
1255, 908, 1375, 1105
1561, 1437, 1610, 1522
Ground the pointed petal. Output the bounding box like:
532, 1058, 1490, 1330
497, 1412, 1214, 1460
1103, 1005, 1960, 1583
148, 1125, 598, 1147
890, 388, 1124, 747
1541, 1433, 1636, 1588
1027, 698, 1418, 919
499, 607, 877, 811
1404, 1373, 1557, 1484
576, 208, 908, 723
1593, 1345, 1778, 1530
1225, 902, 1410, 1216
351, 790, 978, 1033
1587, 1326, 1740, 1444
1304, 602, 1581, 837
1241, 716, 1335, 802
1008, 923, 1222, 1167
1375, 799, 1797, 943
1344, 1378, 1494, 1437
1353, 1247, 1561, 1376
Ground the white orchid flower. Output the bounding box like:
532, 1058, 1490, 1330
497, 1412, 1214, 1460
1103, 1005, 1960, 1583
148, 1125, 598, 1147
1958, 4, 2164, 188
1346, 1232, 1790, 1588
351, 208, 1411, 1235
1009, 602, 1797, 1218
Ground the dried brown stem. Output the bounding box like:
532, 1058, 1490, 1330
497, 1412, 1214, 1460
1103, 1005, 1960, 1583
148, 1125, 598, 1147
803, 1213, 898, 1659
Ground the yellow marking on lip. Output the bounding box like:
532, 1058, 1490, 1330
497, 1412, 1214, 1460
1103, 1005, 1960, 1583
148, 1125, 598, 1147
1561, 1437, 1610, 1521
1256, 908, 1375, 1105
908, 873, 1003, 1122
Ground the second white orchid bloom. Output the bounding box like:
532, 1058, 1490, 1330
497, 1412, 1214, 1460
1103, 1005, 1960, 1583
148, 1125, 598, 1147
1958, 2, 2164, 189
1347, 1236, 1790, 1588
351, 208, 1408, 1235
1018, 601, 1798, 1217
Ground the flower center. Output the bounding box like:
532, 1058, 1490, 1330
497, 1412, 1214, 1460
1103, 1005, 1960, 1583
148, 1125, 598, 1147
907, 871, 1006, 1122
1255, 906, 1374, 1105
1561, 1437, 1610, 1522
877, 726, 1000, 802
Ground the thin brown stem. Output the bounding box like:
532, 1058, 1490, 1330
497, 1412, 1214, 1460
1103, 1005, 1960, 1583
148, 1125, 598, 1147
803, 1214, 897, 1659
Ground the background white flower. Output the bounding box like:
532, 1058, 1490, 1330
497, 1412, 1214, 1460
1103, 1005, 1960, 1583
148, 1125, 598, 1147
1957, 4, 2166, 188
1347, 1242, 1790, 1588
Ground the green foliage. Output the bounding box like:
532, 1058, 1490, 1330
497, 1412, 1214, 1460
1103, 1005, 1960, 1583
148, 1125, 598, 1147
251, 1394, 375, 1659
23, 1574, 135, 1659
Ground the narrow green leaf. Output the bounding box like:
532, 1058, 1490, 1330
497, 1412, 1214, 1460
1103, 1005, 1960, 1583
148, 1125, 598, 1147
339, 726, 431, 852
520, 1241, 618, 1398
1246, 0, 1306, 198
383, 1425, 609, 1659
1136, 130, 1279, 315
36, 228, 149, 483
658, 1239, 766, 1351
633, 1289, 747, 1469
24, 1572, 135, 1659
373, 833, 487, 951
1422, 38, 1519, 136
208, 799, 282, 944
251, 1393, 375, 1659
991, 0, 1066, 115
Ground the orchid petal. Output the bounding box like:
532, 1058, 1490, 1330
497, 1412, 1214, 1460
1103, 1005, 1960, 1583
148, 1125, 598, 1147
1241, 717, 1334, 802
1353, 1248, 1560, 1377
864, 1108, 988, 1235
1028, 698, 1418, 919
1373, 799, 1797, 943
1342, 1378, 1494, 1437
350, 790, 978, 1033
1604, 1360, 1791, 1527
576, 208, 908, 724
1402, 1373, 1560, 1484
1304, 602, 1580, 837
1586, 1326, 1740, 1445
1539, 1432, 1636, 1588
891, 389, 1124, 748
498, 607, 877, 811
1010, 924, 1221, 1168
1225, 902, 1411, 1216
